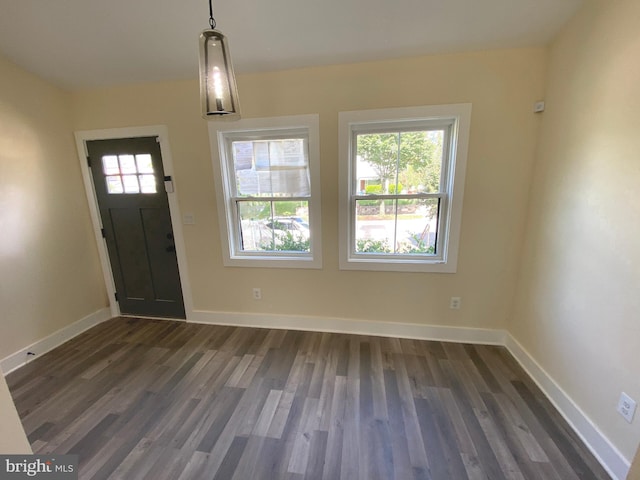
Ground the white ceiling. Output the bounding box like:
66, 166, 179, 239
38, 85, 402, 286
0, 0, 583, 90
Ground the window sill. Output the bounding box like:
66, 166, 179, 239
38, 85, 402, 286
224, 254, 322, 269
339, 257, 457, 273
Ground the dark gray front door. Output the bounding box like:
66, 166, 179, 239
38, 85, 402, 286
87, 136, 185, 319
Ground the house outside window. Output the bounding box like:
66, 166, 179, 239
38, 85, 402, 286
338, 104, 471, 273
209, 115, 322, 268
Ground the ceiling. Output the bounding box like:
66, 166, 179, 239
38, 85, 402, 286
0, 0, 583, 90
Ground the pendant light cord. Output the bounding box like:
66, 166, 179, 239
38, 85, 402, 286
208, 0, 217, 29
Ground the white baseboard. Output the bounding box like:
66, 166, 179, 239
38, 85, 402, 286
189, 309, 507, 345
0, 307, 112, 375
505, 334, 630, 480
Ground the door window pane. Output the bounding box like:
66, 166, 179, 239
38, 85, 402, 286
139, 174, 157, 193
136, 154, 154, 174
122, 175, 140, 193
106, 175, 124, 194
119, 155, 137, 174
102, 155, 120, 175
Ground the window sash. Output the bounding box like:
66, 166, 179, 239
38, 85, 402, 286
349, 194, 445, 260
230, 197, 313, 256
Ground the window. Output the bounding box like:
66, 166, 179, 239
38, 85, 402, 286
102, 153, 156, 194
209, 115, 322, 268
339, 104, 471, 273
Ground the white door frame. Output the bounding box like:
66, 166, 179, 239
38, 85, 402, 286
74, 125, 194, 320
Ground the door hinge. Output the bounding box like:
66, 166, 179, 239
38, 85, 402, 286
114, 292, 119, 302
86, 156, 91, 167
156, 136, 161, 143
101, 228, 106, 238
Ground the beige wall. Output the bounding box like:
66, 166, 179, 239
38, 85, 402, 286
510, 0, 640, 464
0, 54, 107, 360
72, 48, 546, 329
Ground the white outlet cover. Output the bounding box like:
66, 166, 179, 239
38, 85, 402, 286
617, 392, 636, 423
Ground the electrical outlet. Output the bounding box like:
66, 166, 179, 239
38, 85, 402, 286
450, 297, 462, 309
617, 392, 636, 423
252, 288, 262, 300
533, 101, 546, 113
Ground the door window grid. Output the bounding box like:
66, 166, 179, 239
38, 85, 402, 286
102, 154, 157, 194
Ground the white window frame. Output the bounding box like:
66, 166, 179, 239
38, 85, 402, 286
209, 114, 322, 268
338, 104, 471, 273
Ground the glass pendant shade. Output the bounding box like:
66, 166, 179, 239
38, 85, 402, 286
199, 29, 240, 118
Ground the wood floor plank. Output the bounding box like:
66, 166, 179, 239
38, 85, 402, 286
393, 352, 430, 469
266, 391, 296, 439
369, 337, 389, 420
304, 429, 328, 480
322, 375, 346, 480
424, 387, 470, 480
287, 397, 320, 474
253, 389, 284, 437
5, 318, 611, 480
383, 369, 415, 479
213, 435, 248, 480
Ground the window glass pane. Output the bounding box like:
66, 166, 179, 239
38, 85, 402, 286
238, 201, 274, 251
135, 154, 154, 174
139, 174, 157, 193
106, 175, 124, 194
269, 139, 306, 167
397, 130, 444, 194
119, 155, 137, 174
261, 166, 309, 197
122, 174, 140, 193
233, 142, 254, 170
266, 201, 310, 252
355, 198, 439, 255
232, 139, 310, 197
356, 133, 399, 194
102, 155, 120, 175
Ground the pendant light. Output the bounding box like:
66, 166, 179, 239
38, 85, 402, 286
199, 0, 240, 118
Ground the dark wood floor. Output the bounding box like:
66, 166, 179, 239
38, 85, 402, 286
6, 317, 609, 480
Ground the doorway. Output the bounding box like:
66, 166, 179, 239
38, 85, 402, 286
85, 135, 186, 319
